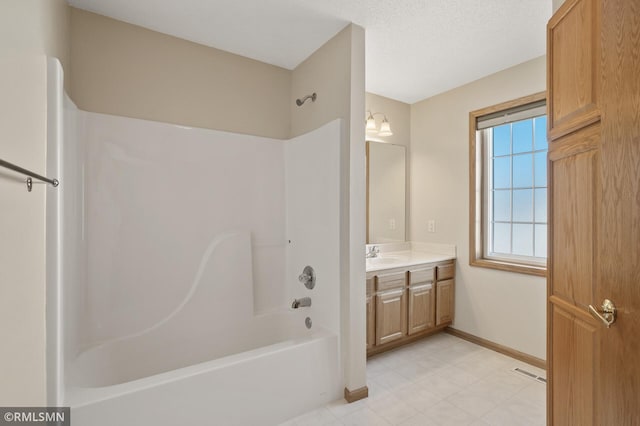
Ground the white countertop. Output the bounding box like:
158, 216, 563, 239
365, 250, 455, 273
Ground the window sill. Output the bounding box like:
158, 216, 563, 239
470, 258, 547, 277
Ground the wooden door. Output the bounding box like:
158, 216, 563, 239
375, 289, 407, 346
435, 280, 454, 326
547, 0, 640, 424
408, 284, 435, 335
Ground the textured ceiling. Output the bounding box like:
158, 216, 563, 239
67, 0, 551, 104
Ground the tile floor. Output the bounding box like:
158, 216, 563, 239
280, 333, 546, 426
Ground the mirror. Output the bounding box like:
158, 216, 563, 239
366, 141, 406, 243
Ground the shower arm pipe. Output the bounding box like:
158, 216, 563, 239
296, 92, 317, 106
0, 157, 59, 192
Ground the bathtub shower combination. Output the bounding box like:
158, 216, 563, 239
46, 61, 343, 425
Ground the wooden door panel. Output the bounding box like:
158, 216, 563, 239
549, 0, 640, 423
551, 304, 598, 425
596, 0, 640, 423
548, 1, 603, 423
551, 146, 597, 308
548, 0, 601, 140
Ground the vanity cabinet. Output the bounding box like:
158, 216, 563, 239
367, 259, 455, 356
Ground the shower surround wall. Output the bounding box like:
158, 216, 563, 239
82, 113, 288, 346
58, 106, 343, 423
74, 110, 342, 343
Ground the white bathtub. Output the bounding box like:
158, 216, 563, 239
51, 94, 345, 425
68, 313, 341, 426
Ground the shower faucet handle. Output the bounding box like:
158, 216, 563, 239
298, 266, 316, 290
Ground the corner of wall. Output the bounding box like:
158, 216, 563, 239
289, 22, 368, 393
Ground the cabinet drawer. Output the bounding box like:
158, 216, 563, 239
409, 267, 434, 285
375, 272, 406, 292
437, 263, 455, 281
366, 277, 374, 296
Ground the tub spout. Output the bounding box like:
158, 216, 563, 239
291, 297, 312, 309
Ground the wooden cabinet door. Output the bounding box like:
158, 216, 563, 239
408, 284, 435, 335
547, 0, 640, 424
375, 289, 407, 346
435, 280, 454, 326
366, 276, 375, 350
366, 294, 375, 350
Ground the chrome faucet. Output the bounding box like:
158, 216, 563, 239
366, 246, 380, 258
291, 297, 312, 309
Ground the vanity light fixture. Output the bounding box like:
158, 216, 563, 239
366, 112, 377, 131
365, 111, 393, 136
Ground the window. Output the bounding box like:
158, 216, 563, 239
470, 93, 547, 276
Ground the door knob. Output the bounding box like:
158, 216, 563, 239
588, 299, 617, 328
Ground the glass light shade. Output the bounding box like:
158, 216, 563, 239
366, 114, 377, 131
377, 118, 393, 136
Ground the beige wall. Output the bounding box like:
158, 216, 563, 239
70, 8, 291, 139
410, 56, 547, 359
0, 0, 69, 405
291, 24, 368, 393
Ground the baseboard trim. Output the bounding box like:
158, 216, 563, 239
344, 386, 368, 403
445, 327, 546, 370
367, 324, 449, 357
